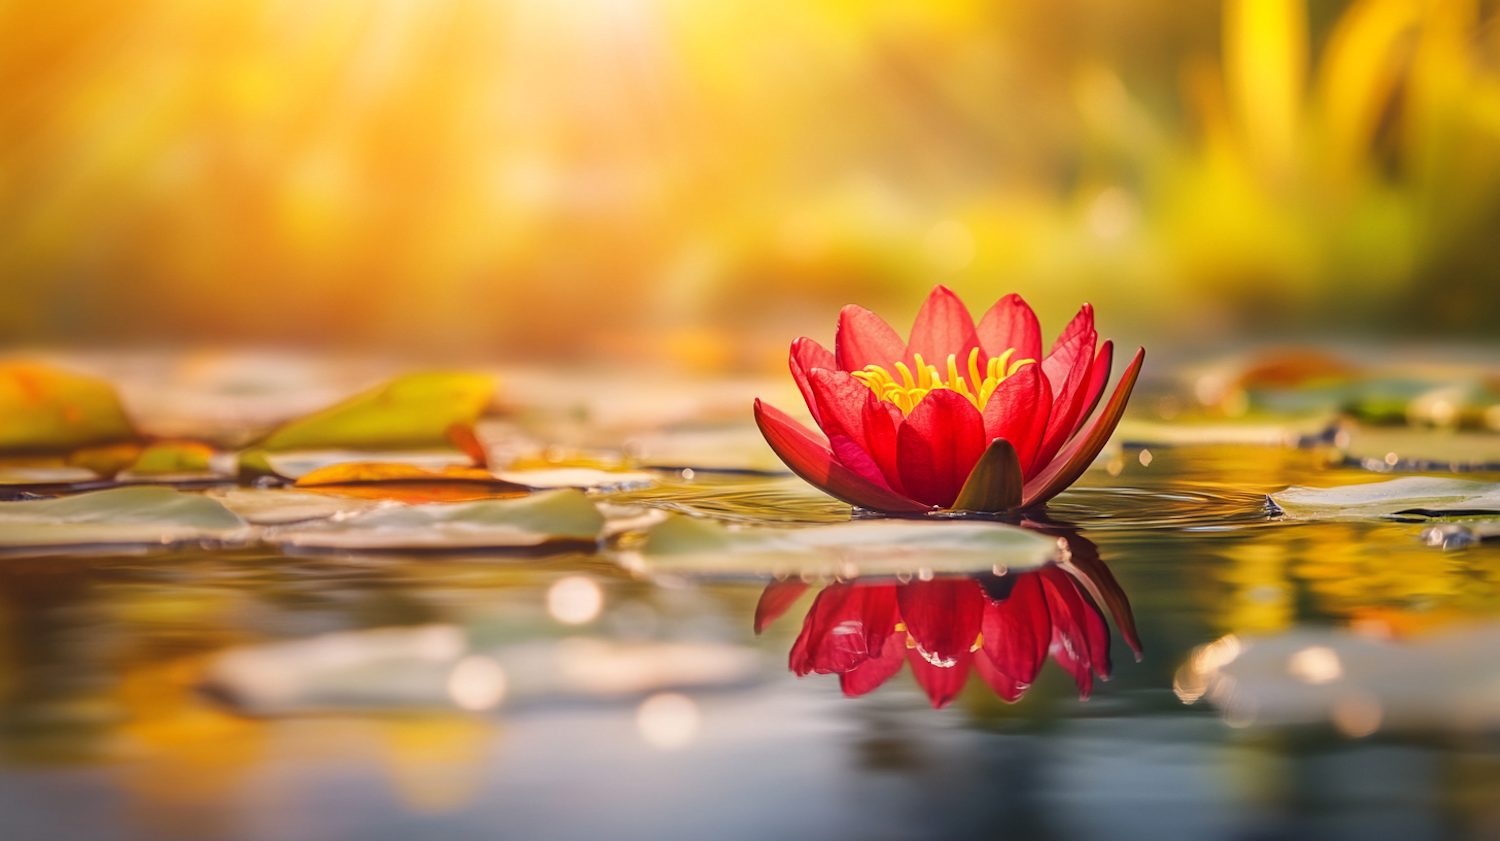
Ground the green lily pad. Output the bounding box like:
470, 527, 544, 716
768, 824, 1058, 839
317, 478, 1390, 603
1271, 477, 1500, 520
0, 363, 137, 453
249, 371, 494, 458
0, 487, 249, 548
633, 515, 1058, 578
205, 488, 387, 525
270, 488, 604, 550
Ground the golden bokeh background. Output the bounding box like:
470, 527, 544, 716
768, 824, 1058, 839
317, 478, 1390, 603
4, 0, 1500, 367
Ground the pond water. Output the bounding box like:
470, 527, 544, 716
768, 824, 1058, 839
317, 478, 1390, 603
2, 357, 1500, 841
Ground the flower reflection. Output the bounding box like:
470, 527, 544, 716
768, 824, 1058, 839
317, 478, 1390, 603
757, 528, 1140, 707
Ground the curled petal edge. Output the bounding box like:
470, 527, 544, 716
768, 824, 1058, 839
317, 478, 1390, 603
754, 399, 932, 514
1022, 347, 1144, 508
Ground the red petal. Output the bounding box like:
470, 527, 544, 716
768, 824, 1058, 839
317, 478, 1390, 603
790, 338, 836, 425
1078, 341, 1114, 429
1058, 532, 1143, 659
808, 369, 891, 490
755, 400, 931, 513
1031, 329, 1097, 473
980, 573, 1050, 688
1040, 566, 1111, 696
975, 293, 1042, 362
1049, 303, 1095, 357
754, 578, 810, 634
905, 285, 979, 370
973, 648, 1027, 703
861, 394, 908, 496
906, 646, 972, 709
897, 578, 985, 667
839, 631, 907, 697
981, 364, 1051, 478
835, 305, 906, 373
895, 389, 986, 509
789, 583, 899, 675
1022, 347, 1144, 507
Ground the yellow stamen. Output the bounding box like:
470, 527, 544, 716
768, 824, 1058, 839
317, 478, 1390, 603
855, 348, 1037, 415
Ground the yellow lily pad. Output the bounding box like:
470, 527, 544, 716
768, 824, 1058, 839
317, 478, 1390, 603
256, 372, 495, 452
0, 362, 137, 453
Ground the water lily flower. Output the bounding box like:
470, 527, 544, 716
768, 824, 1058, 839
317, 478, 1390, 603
754, 286, 1143, 513
755, 530, 1140, 708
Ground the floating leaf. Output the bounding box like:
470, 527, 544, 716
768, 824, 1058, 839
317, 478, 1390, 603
0, 362, 137, 453
205, 488, 387, 525
123, 440, 220, 477
247, 372, 495, 472
256, 449, 478, 481
270, 488, 604, 550
496, 468, 656, 491
636, 516, 1057, 578
292, 462, 528, 503
1271, 477, 1500, 520
0, 487, 249, 548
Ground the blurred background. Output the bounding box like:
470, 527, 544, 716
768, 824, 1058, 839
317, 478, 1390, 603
5, 0, 1500, 370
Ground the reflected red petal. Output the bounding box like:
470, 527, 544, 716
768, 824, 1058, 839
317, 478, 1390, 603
754, 578, 810, 634
980, 573, 1050, 688
789, 583, 899, 675
1022, 347, 1144, 507
973, 647, 1026, 703
905, 285, 979, 369
980, 365, 1051, 478
906, 646, 972, 709
839, 631, 907, 697
790, 338, 836, 425
809, 368, 890, 490
895, 389, 986, 509
897, 578, 985, 667
1039, 566, 1110, 697
975, 293, 1043, 362
755, 400, 930, 513
861, 394, 908, 496
836, 305, 906, 372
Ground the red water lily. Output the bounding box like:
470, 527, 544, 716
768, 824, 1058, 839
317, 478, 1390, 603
755, 531, 1140, 708
754, 286, 1143, 513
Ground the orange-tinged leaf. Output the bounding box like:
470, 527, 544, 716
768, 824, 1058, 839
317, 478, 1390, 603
293, 462, 528, 503
295, 462, 503, 486
258, 372, 495, 452
0, 362, 138, 453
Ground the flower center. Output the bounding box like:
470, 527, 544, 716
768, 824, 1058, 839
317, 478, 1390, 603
852, 347, 1035, 414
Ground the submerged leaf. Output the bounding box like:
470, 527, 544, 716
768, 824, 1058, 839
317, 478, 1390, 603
0, 362, 137, 453
271, 488, 604, 550
256, 372, 495, 452
638, 516, 1057, 578
0, 487, 249, 547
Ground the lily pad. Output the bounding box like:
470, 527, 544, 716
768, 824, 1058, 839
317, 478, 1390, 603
496, 468, 656, 491
633, 516, 1058, 578
0, 487, 249, 548
0, 362, 137, 453
205, 488, 388, 525
256, 372, 495, 452
258, 450, 477, 481
270, 488, 604, 551
1271, 477, 1500, 520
